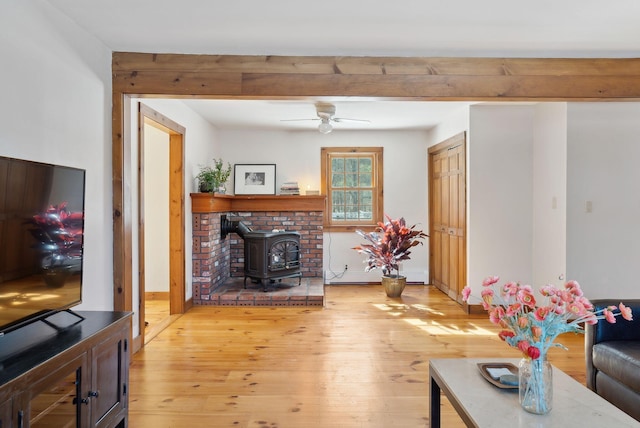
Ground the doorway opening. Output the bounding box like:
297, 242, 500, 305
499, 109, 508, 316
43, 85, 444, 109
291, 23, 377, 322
136, 103, 186, 351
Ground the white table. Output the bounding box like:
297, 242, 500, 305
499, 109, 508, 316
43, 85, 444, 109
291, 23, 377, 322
429, 358, 640, 427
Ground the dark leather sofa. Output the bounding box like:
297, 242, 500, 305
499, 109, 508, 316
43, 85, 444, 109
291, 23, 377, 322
585, 299, 640, 422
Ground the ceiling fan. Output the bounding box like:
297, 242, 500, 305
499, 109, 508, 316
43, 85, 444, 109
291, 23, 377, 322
281, 102, 370, 134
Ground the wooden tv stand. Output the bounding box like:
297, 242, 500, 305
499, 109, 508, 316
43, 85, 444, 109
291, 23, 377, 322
0, 311, 132, 428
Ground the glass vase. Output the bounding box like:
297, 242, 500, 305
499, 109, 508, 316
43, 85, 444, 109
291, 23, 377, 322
518, 356, 553, 414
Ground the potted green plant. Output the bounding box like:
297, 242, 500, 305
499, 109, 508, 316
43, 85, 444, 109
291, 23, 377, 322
353, 214, 428, 297
196, 158, 232, 193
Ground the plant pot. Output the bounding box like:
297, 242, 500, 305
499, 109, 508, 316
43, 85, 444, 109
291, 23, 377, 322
382, 275, 406, 297
198, 182, 213, 193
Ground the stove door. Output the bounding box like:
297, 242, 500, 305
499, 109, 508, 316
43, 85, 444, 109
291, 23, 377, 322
269, 239, 300, 272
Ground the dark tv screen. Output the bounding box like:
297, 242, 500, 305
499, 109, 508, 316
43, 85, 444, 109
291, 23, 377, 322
0, 155, 85, 335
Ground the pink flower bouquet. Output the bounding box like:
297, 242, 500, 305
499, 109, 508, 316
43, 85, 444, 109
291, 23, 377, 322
462, 276, 633, 359
464, 276, 633, 414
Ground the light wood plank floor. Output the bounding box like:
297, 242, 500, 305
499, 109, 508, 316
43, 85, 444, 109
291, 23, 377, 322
129, 285, 585, 427
144, 294, 173, 345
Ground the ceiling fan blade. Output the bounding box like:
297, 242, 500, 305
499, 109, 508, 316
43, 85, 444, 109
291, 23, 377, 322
332, 117, 371, 123
280, 118, 320, 122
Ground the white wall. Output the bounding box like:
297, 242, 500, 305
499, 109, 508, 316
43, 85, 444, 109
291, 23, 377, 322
567, 103, 640, 299
467, 105, 535, 295
466, 102, 640, 301
217, 129, 322, 192
216, 129, 431, 283
426, 102, 571, 297
0, 1, 114, 310
143, 124, 170, 293
427, 104, 471, 146
532, 103, 567, 287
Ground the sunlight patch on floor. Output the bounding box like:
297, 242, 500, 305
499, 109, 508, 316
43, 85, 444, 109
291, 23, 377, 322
410, 303, 445, 315
372, 303, 406, 316
372, 300, 497, 336
372, 302, 445, 316
403, 318, 496, 336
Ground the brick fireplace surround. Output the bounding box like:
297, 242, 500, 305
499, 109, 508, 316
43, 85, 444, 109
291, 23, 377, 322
191, 194, 325, 306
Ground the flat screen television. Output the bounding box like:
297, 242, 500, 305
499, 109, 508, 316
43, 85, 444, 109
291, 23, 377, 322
0, 155, 85, 335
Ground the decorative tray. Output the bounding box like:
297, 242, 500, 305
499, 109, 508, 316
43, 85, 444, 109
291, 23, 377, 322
477, 362, 519, 389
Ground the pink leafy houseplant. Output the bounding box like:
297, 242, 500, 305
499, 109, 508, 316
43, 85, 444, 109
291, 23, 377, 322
462, 276, 633, 359
352, 215, 428, 278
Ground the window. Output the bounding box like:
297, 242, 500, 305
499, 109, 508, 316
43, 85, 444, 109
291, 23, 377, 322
321, 147, 383, 231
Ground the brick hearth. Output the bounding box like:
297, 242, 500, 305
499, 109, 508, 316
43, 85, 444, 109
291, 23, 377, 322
200, 277, 324, 307
191, 194, 326, 306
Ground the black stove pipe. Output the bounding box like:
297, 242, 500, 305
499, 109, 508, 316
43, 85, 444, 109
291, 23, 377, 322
220, 214, 252, 240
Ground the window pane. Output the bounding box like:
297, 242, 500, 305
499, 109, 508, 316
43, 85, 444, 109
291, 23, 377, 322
332, 173, 344, 187
332, 158, 344, 172
346, 205, 359, 219
359, 158, 372, 172
332, 190, 344, 205
360, 190, 372, 205
346, 190, 358, 204
345, 158, 358, 172
359, 173, 372, 187
345, 173, 358, 187
360, 204, 372, 220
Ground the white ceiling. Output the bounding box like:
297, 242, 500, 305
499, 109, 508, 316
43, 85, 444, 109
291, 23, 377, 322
179, 99, 474, 131
43, 0, 640, 131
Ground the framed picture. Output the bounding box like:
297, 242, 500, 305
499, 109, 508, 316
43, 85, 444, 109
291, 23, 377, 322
234, 164, 276, 195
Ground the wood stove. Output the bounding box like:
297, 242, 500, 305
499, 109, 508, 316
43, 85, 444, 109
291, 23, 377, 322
243, 230, 301, 287
221, 216, 302, 290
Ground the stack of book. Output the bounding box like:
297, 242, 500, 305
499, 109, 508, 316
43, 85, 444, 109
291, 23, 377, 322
280, 182, 300, 195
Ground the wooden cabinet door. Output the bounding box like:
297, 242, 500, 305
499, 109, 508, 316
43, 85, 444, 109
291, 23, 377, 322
429, 133, 467, 302
90, 325, 129, 428
16, 354, 88, 428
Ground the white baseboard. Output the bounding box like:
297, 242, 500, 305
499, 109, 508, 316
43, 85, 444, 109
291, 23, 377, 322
324, 270, 428, 284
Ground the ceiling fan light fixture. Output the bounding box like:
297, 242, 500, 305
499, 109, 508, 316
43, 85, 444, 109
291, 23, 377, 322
318, 120, 333, 134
